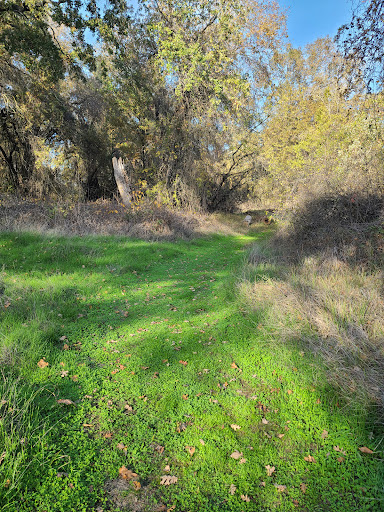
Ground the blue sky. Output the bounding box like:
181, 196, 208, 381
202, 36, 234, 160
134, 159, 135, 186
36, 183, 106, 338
278, 0, 353, 47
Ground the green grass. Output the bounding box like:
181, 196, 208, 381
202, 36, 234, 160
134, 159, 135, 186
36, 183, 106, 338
0, 228, 383, 511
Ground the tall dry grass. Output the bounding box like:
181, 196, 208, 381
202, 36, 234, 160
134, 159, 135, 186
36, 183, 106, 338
241, 193, 384, 414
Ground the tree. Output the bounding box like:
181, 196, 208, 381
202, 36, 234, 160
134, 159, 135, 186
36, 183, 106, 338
336, 0, 384, 88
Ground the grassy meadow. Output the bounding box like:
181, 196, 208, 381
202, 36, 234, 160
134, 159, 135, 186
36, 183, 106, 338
0, 222, 383, 511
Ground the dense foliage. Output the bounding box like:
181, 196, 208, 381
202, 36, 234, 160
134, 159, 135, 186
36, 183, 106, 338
0, 1, 383, 210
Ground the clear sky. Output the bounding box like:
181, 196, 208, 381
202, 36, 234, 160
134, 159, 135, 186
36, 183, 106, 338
279, 0, 353, 48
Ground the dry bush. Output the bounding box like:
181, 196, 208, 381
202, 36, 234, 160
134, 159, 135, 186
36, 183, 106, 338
243, 192, 384, 413
272, 193, 384, 266
0, 196, 200, 240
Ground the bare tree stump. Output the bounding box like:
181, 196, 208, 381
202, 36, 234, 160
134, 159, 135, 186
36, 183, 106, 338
112, 156, 132, 208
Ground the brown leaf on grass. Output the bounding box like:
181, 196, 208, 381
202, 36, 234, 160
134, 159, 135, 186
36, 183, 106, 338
124, 404, 133, 411
260, 481, 266, 487
229, 484, 236, 495
277, 434, 284, 439
321, 430, 328, 439
104, 432, 113, 439
182, 394, 188, 400
287, 389, 293, 395
60, 370, 69, 377
274, 484, 287, 492
160, 475, 178, 485
179, 360, 188, 366
117, 443, 127, 452
63, 343, 69, 350
133, 481, 141, 490
337, 457, 345, 463
333, 446, 346, 455
59, 336, 67, 341
164, 465, 170, 472
199, 439, 205, 446
230, 424, 241, 431
57, 399, 74, 405
71, 375, 78, 382
304, 455, 316, 463
300, 483, 307, 494
241, 495, 250, 502
261, 418, 269, 425
265, 465, 275, 476
230, 450, 243, 460
186, 446, 195, 456
83, 423, 93, 428
155, 444, 164, 454
37, 358, 49, 368
230, 362, 238, 369
167, 506, 176, 512
239, 458, 247, 464
119, 466, 138, 480
359, 446, 374, 454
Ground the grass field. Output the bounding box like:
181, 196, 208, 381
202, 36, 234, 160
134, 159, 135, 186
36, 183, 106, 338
0, 226, 383, 511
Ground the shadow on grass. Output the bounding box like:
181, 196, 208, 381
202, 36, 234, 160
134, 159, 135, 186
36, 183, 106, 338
0, 228, 383, 511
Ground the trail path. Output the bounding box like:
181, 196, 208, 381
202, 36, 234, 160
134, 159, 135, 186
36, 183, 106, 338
0, 231, 382, 511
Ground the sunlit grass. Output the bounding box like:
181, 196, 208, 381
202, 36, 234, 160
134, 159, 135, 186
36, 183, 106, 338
0, 229, 383, 511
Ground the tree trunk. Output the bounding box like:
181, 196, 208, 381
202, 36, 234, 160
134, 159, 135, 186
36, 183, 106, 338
112, 155, 132, 207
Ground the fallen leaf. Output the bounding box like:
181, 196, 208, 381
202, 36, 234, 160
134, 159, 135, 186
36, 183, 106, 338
199, 439, 205, 446
300, 483, 307, 494
261, 418, 269, 425
186, 446, 195, 456
265, 465, 275, 476
164, 465, 170, 472
230, 362, 238, 369
124, 404, 133, 411
167, 506, 176, 512
182, 394, 188, 400
230, 450, 243, 460
83, 423, 93, 428
179, 360, 188, 366
277, 434, 284, 439
57, 399, 74, 405
119, 466, 138, 480
304, 455, 316, 463
155, 444, 164, 454
230, 424, 241, 431
60, 370, 69, 377
287, 389, 293, 395
63, 343, 69, 350
260, 481, 266, 487
337, 457, 345, 463
229, 484, 236, 495
241, 495, 250, 502
71, 375, 78, 382
37, 358, 49, 368
160, 475, 178, 485
274, 484, 287, 492
133, 481, 141, 490
239, 458, 247, 464
333, 446, 346, 455
59, 336, 67, 341
359, 446, 374, 454
117, 443, 127, 451
293, 499, 299, 506
321, 430, 328, 439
